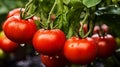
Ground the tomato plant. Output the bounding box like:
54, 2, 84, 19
64, 37, 98, 65
3, 15, 37, 44
1, 0, 120, 67
33, 29, 66, 55
92, 34, 117, 58
0, 31, 18, 53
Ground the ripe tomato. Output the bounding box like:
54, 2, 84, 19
7, 8, 25, 18
40, 54, 68, 67
33, 29, 66, 55
64, 37, 97, 65
0, 31, 18, 53
92, 34, 117, 58
3, 15, 37, 44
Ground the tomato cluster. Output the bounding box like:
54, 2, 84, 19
1, 8, 117, 67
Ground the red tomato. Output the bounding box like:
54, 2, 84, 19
7, 8, 25, 18
50, 14, 56, 21
3, 15, 37, 44
33, 29, 66, 55
0, 31, 18, 53
101, 24, 108, 33
92, 34, 117, 58
93, 25, 100, 34
40, 54, 68, 67
64, 37, 97, 65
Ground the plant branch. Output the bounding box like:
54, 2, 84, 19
46, 0, 57, 29
79, 8, 89, 38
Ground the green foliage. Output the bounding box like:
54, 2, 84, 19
95, 5, 120, 38
83, 0, 102, 8
0, 0, 27, 14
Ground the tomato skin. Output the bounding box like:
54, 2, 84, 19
92, 34, 117, 58
40, 54, 68, 67
3, 16, 37, 44
33, 29, 66, 55
0, 32, 18, 53
64, 37, 97, 65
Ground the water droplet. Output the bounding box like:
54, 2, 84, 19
20, 43, 25, 47
35, 51, 39, 56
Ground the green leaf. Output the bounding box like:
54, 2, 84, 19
68, 0, 81, 7
63, 0, 70, 4
66, 2, 84, 38
83, 0, 101, 8
39, 0, 55, 23
53, 0, 69, 34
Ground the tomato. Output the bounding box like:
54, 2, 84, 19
3, 15, 37, 44
93, 25, 100, 34
50, 14, 56, 21
64, 37, 97, 65
92, 34, 117, 58
0, 31, 18, 53
101, 24, 108, 33
40, 54, 68, 67
7, 8, 25, 18
83, 24, 100, 34
33, 29, 66, 55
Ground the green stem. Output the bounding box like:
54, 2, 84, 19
46, 0, 57, 29
83, 20, 93, 38
79, 8, 89, 38
20, 0, 35, 19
